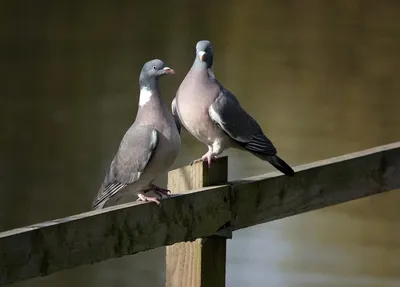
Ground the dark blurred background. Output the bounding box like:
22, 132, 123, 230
1, 0, 400, 286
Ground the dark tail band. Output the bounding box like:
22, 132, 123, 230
266, 155, 295, 176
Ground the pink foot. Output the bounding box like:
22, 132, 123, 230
190, 158, 202, 165
191, 152, 217, 168
137, 193, 160, 205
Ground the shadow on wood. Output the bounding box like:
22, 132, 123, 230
0, 142, 399, 286
166, 157, 229, 287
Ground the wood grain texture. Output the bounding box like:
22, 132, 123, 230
1, 143, 400, 286
166, 157, 229, 287
0, 185, 231, 286
231, 142, 400, 230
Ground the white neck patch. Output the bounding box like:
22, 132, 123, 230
139, 87, 153, 107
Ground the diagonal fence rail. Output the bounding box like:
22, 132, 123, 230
1, 142, 399, 286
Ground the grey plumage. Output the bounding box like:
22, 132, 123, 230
172, 40, 294, 176
92, 59, 181, 209
171, 97, 181, 134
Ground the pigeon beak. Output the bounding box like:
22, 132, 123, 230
163, 67, 175, 75
198, 51, 206, 62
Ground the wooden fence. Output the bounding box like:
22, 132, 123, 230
1, 142, 399, 286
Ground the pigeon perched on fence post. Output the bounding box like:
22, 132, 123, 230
172, 40, 294, 176
92, 59, 181, 210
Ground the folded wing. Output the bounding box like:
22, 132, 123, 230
92, 126, 158, 209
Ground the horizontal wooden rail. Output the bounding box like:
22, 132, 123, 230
1, 142, 400, 286
0, 185, 231, 286
231, 141, 400, 230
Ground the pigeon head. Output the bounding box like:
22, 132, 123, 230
195, 40, 213, 68
139, 59, 175, 87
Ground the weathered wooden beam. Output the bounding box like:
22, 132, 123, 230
166, 157, 229, 287
1, 142, 399, 286
0, 185, 231, 286
231, 142, 400, 230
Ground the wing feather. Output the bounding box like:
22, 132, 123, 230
209, 90, 277, 155
171, 97, 182, 134
92, 126, 158, 209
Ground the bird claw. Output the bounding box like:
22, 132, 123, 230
190, 154, 217, 168
150, 184, 171, 198
137, 194, 160, 205
190, 158, 203, 166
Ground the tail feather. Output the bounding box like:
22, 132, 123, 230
266, 155, 294, 176
92, 200, 106, 210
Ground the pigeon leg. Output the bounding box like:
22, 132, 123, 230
190, 157, 203, 165
137, 193, 160, 205
149, 184, 171, 198
190, 151, 217, 167
142, 184, 170, 199
204, 152, 217, 167
191, 146, 212, 166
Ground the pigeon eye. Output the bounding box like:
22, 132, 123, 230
153, 66, 157, 70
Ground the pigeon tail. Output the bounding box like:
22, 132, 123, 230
92, 200, 106, 210
265, 154, 294, 176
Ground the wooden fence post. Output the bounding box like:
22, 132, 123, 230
166, 157, 230, 287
